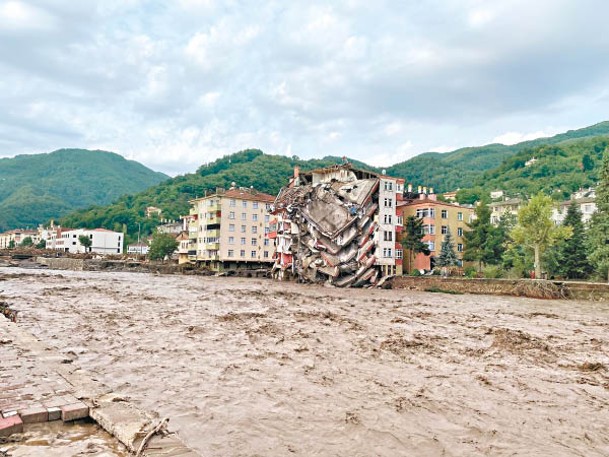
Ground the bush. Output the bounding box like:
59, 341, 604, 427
411, 269, 422, 276
483, 265, 504, 279
464, 266, 478, 278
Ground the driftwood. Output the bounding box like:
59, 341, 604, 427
135, 417, 170, 457
509, 280, 568, 299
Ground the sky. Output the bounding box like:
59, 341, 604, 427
1, 0, 608, 176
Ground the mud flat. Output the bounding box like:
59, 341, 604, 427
2, 268, 609, 456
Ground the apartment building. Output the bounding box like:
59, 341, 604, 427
400, 193, 474, 271
489, 198, 522, 225
51, 228, 123, 254
269, 164, 404, 287
188, 186, 276, 271
0, 229, 39, 249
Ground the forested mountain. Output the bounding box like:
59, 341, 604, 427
59, 122, 609, 244
59, 150, 375, 239
386, 121, 609, 192
0, 149, 168, 231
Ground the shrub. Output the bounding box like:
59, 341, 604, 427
411, 269, 422, 276
483, 265, 504, 279
464, 266, 478, 278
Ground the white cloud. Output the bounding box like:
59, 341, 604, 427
492, 130, 553, 145
0, 1, 55, 30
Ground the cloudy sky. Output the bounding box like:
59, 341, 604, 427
1, 0, 608, 175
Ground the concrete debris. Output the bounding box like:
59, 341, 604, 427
271, 172, 392, 288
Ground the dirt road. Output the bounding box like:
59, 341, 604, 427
2, 268, 608, 456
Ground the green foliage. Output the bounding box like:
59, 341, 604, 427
546, 203, 591, 279
401, 216, 430, 273
587, 147, 609, 280
20, 236, 33, 247
148, 233, 178, 260
60, 150, 386, 243
510, 193, 572, 278
0, 149, 168, 231
78, 235, 92, 251
410, 269, 422, 276
36, 239, 46, 249
8, 240, 15, 249
436, 226, 459, 267
482, 265, 504, 278
464, 265, 478, 278
386, 121, 609, 192
463, 202, 506, 269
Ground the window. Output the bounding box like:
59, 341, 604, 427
252, 214, 258, 222
251, 238, 257, 246
264, 227, 270, 234
441, 209, 448, 219
383, 248, 392, 258
457, 228, 463, 237
265, 203, 271, 211
383, 231, 393, 241
397, 216, 403, 225
229, 211, 235, 220
241, 225, 246, 233
264, 251, 269, 258
264, 214, 270, 223
264, 238, 270, 246
441, 225, 448, 235
241, 213, 247, 220
240, 250, 246, 257
384, 181, 393, 191
416, 208, 436, 218
242, 201, 247, 208
251, 250, 257, 258
384, 214, 393, 224
229, 224, 235, 232
384, 198, 393, 207
240, 237, 246, 245
229, 199, 236, 207
423, 224, 435, 235
252, 226, 258, 234
253, 202, 259, 209
229, 236, 235, 244
426, 241, 435, 251
458, 212, 463, 221
457, 243, 464, 252
228, 249, 234, 257
396, 249, 403, 259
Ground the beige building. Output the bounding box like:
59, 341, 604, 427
400, 193, 475, 271
489, 198, 522, 225
188, 187, 276, 270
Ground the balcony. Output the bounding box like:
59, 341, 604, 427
206, 242, 220, 250
202, 229, 220, 238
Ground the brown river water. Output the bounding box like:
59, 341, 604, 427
2, 268, 609, 456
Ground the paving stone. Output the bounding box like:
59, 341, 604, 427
0, 415, 23, 437
61, 402, 89, 421
19, 406, 49, 423
47, 406, 62, 421
1, 410, 18, 419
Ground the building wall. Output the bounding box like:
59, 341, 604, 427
52, 229, 123, 254
401, 197, 474, 271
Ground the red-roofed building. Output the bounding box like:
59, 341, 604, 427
187, 185, 276, 270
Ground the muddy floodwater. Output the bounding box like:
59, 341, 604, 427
2, 268, 609, 456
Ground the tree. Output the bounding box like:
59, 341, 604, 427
78, 235, 92, 253
549, 203, 591, 279
436, 226, 459, 267
588, 147, 609, 281
463, 201, 505, 270
510, 193, 572, 279
401, 215, 430, 273
36, 239, 47, 249
20, 236, 33, 247
149, 233, 178, 260
8, 240, 15, 249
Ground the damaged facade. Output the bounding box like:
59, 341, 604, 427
268, 164, 404, 287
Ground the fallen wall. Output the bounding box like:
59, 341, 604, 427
36, 257, 85, 270
393, 276, 609, 301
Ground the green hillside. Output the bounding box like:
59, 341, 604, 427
0, 149, 168, 231
59, 150, 378, 238
386, 121, 609, 191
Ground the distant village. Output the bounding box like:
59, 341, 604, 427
0, 163, 597, 286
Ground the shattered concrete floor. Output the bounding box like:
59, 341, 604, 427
2, 268, 609, 456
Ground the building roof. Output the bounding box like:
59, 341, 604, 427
190, 187, 275, 204
398, 198, 474, 210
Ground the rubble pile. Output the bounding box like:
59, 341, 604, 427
273, 176, 390, 287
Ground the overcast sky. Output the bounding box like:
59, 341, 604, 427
1, 0, 608, 175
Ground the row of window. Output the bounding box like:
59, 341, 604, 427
382, 248, 403, 258
382, 215, 403, 225
227, 224, 270, 234
415, 208, 464, 220
228, 237, 272, 246
421, 226, 464, 236
425, 241, 464, 252
228, 212, 270, 222
228, 200, 272, 210
227, 249, 271, 259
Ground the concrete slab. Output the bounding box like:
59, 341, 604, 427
18, 405, 48, 423
0, 415, 23, 437
61, 402, 89, 422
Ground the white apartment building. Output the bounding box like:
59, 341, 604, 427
52, 228, 123, 254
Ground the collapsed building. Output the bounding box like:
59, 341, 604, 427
268, 164, 404, 287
